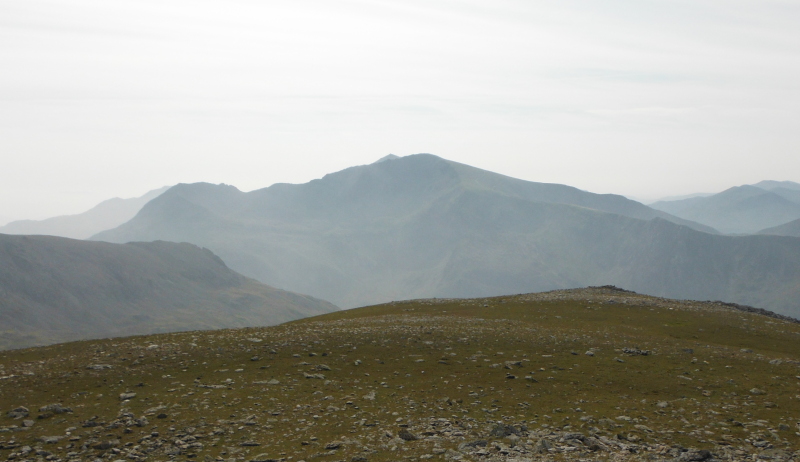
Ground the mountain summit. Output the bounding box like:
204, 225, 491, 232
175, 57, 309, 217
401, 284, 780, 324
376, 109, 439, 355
94, 154, 800, 315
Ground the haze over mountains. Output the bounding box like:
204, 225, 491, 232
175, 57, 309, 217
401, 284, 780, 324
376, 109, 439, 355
0, 186, 169, 240
759, 218, 800, 238
92, 154, 800, 317
0, 234, 336, 349
651, 181, 800, 235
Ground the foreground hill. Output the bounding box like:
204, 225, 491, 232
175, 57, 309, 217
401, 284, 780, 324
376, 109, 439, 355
0, 187, 169, 239
651, 184, 800, 235
0, 234, 336, 349
93, 154, 800, 316
1, 287, 798, 461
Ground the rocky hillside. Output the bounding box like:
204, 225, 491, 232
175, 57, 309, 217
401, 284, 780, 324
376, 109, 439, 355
1, 287, 798, 461
93, 155, 800, 316
0, 234, 337, 349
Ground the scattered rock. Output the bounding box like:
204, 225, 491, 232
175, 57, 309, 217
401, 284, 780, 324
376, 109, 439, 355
457, 440, 487, 451
39, 436, 63, 444
489, 423, 523, 437
679, 449, 713, 461
7, 406, 29, 419
38, 403, 71, 415
86, 364, 113, 370
398, 429, 418, 441
535, 438, 553, 453
91, 439, 120, 450
623, 347, 650, 355
250, 455, 280, 462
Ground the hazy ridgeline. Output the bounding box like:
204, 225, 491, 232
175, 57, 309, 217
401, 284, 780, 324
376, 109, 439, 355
651, 181, 800, 235
0, 234, 336, 349
0, 187, 169, 240
759, 218, 800, 237
93, 154, 800, 317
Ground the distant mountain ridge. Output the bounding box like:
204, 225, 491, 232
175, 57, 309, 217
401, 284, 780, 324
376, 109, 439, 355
0, 186, 169, 239
651, 182, 800, 234
753, 180, 800, 191
759, 218, 800, 237
0, 234, 337, 349
93, 154, 800, 316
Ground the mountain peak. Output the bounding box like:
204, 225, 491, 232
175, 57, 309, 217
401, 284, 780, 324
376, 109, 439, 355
752, 180, 800, 192
374, 154, 400, 163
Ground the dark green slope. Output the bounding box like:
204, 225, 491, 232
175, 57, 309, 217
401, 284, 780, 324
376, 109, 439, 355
0, 234, 337, 349
651, 184, 800, 234
93, 154, 800, 314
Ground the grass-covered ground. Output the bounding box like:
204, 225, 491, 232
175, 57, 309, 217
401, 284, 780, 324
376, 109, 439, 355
2, 287, 800, 461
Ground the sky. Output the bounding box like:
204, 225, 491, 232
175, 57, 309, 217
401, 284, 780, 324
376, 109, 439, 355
2, 0, 800, 223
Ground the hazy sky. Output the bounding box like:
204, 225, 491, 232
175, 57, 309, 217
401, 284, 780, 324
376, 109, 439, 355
2, 0, 799, 223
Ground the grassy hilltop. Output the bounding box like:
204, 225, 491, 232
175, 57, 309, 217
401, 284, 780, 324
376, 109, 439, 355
2, 287, 800, 461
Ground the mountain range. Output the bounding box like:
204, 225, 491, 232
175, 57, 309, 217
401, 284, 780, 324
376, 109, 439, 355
0, 234, 336, 349
0, 186, 169, 239
651, 181, 800, 235
92, 154, 800, 317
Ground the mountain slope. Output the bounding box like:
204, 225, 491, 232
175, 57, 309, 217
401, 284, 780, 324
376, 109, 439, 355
0, 234, 337, 349
650, 184, 800, 234
93, 154, 800, 315
1, 288, 799, 461
0, 186, 169, 239
759, 218, 800, 237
